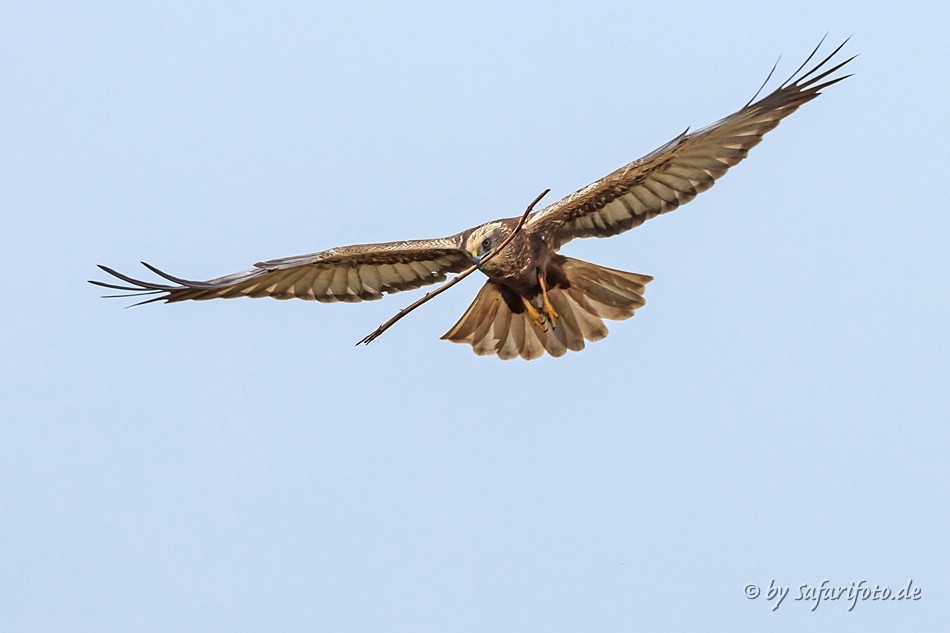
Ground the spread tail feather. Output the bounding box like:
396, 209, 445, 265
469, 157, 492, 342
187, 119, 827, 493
441, 257, 652, 360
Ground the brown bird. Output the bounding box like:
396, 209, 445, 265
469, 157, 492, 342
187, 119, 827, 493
91, 39, 853, 360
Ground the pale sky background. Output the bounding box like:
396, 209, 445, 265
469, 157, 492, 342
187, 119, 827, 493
2, 1, 948, 631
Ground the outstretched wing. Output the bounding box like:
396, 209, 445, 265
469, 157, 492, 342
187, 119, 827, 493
91, 236, 470, 305
525, 38, 854, 245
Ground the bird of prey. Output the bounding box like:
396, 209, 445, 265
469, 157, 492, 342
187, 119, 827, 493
91, 40, 853, 360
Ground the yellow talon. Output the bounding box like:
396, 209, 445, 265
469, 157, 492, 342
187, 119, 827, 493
522, 297, 547, 331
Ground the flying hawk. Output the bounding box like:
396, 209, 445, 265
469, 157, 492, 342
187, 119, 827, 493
91, 40, 853, 360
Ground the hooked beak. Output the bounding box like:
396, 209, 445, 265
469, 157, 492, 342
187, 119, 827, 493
469, 248, 481, 264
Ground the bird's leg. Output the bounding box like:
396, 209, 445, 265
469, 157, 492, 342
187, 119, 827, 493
521, 296, 547, 332
538, 270, 559, 329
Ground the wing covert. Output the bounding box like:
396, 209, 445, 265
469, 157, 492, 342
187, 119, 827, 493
526, 39, 854, 245
91, 235, 470, 305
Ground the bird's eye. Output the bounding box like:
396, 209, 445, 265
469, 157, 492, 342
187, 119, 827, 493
481, 238, 491, 250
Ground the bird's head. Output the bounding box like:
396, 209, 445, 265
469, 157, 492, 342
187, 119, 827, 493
465, 222, 510, 265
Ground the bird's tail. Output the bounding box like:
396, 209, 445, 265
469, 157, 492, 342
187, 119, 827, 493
441, 257, 652, 360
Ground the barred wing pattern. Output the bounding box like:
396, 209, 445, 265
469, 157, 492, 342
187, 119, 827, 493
92, 236, 470, 305
526, 39, 854, 245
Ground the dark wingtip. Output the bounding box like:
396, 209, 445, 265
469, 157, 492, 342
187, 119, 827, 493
126, 295, 168, 308
91, 263, 176, 304
741, 36, 854, 112
140, 260, 221, 288
745, 55, 782, 107
88, 279, 150, 292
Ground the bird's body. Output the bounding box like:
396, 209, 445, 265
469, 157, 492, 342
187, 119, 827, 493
463, 220, 555, 291
92, 39, 854, 360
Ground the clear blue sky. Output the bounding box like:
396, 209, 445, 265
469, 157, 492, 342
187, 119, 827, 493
3, 2, 948, 631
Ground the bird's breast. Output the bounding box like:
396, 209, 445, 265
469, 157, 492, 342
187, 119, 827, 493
478, 232, 551, 292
